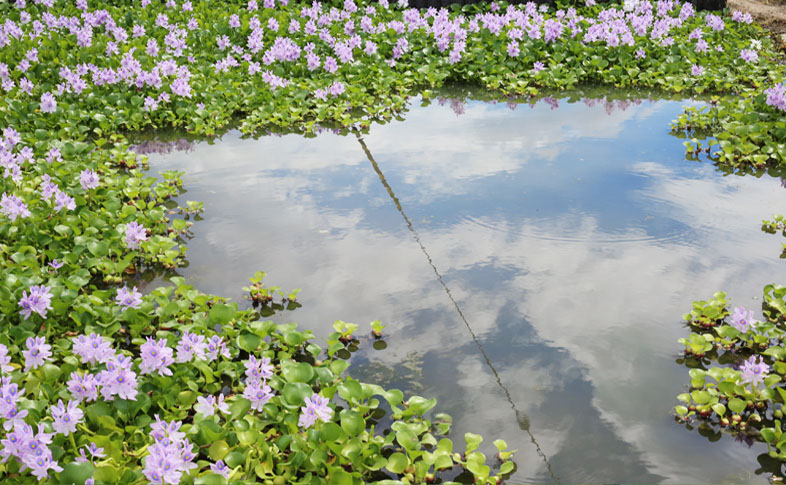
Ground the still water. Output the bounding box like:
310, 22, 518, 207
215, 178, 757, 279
141, 92, 786, 483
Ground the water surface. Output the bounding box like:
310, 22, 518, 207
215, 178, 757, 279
143, 92, 786, 483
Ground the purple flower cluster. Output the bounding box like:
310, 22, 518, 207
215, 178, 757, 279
50, 400, 83, 436
175, 330, 206, 363
739, 48, 758, 63
144, 416, 197, 484
125, 221, 149, 249
67, 371, 99, 402
0, 344, 12, 373
731, 10, 753, 24
765, 83, 786, 112
22, 336, 52, 372
1, 193, 31, 221
242, 355, 275, 411
194, 394, 229, 417
116, 286, 143, 309
740, 355, 769, 387
39, 92, 57, 113
97, 354, 139, 401
298, 393, 333, 428
72, 333, 114, 365
79, 169, 100, 189
140, 337, 175, 376
730, 306, 755, 333
18, 285, 53, 320
0, 376, 28, 430
0, 422, 62, 480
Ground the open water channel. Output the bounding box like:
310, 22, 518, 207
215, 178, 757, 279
141, 90, 786, 483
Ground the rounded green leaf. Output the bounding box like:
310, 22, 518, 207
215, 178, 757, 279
385, 452, 409, 474
281, 361, 315, 383
282, 382, 312, 407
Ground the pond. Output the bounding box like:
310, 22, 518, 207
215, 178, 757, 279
141, 90, 786, 483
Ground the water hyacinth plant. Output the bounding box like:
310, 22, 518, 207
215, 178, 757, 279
0, 0, 783, 482
675, 285, 786, 473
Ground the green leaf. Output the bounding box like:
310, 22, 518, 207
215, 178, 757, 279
195, 474, 227, 485
729, 397, 747, 414
340, 410, 365, 437
500, 460, 515, 475
228, 397, 252, 422
59, 461, 94, 485
209, 440, 230, 461
712, 403, 726, 417
209, 303, 235, 325
690, 390, 711, 405
465, 432, 483, 454
237, 332, 261, 352
281, 361, 315, 383
328, 469, 355, 485
282, 382, 312, 407
385, 453, 408, 474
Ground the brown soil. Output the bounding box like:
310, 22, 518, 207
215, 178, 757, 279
727, 0, 786, 46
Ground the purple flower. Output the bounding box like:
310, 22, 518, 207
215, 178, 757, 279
1, 193, 31, 221
740, 355, 769, 387
732, 10, 753, 23
46, 147, 62, 163
176, 331, 207, 363
18, 285, 53, 320
243, 379, 273, 411
328, 81, 345, 97
72, 333, 115, 365
53, 190, 76, 212
50, 400, 83, 436
206, 335, 230, 361
86, 442, 105, 458
171, 77, 192, 98
194, 394, 229, 417
705, 13, 724, 31
635, 48, 646, 60
506, 41, 519, 57
731, 307, 755, 332
0, 344, 13, 373
740, 49, 758, 63
298, 393, 333, 429
691, 64, 704, 76
139, 337, 175, 376
22, 336, 52, 372
124, 221, 148, 249
80, 169, 100, 189
244, 355, 274, 384
97, 356, 138, 401
116, 286, 143, 309
28, 453, 62, 481
393, 37, 408, 59
210, 460, 231, 478
48, 259, 63, 271
533, 61, 545, 73
39, 92, 57, 113
144, 417, 195, 484
766, 83, 786, 112
67, 371, 99, 402
39, 176, 59, 201
144, 96, 159, 112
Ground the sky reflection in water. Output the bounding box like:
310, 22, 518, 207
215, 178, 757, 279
143, 94, 786, 484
